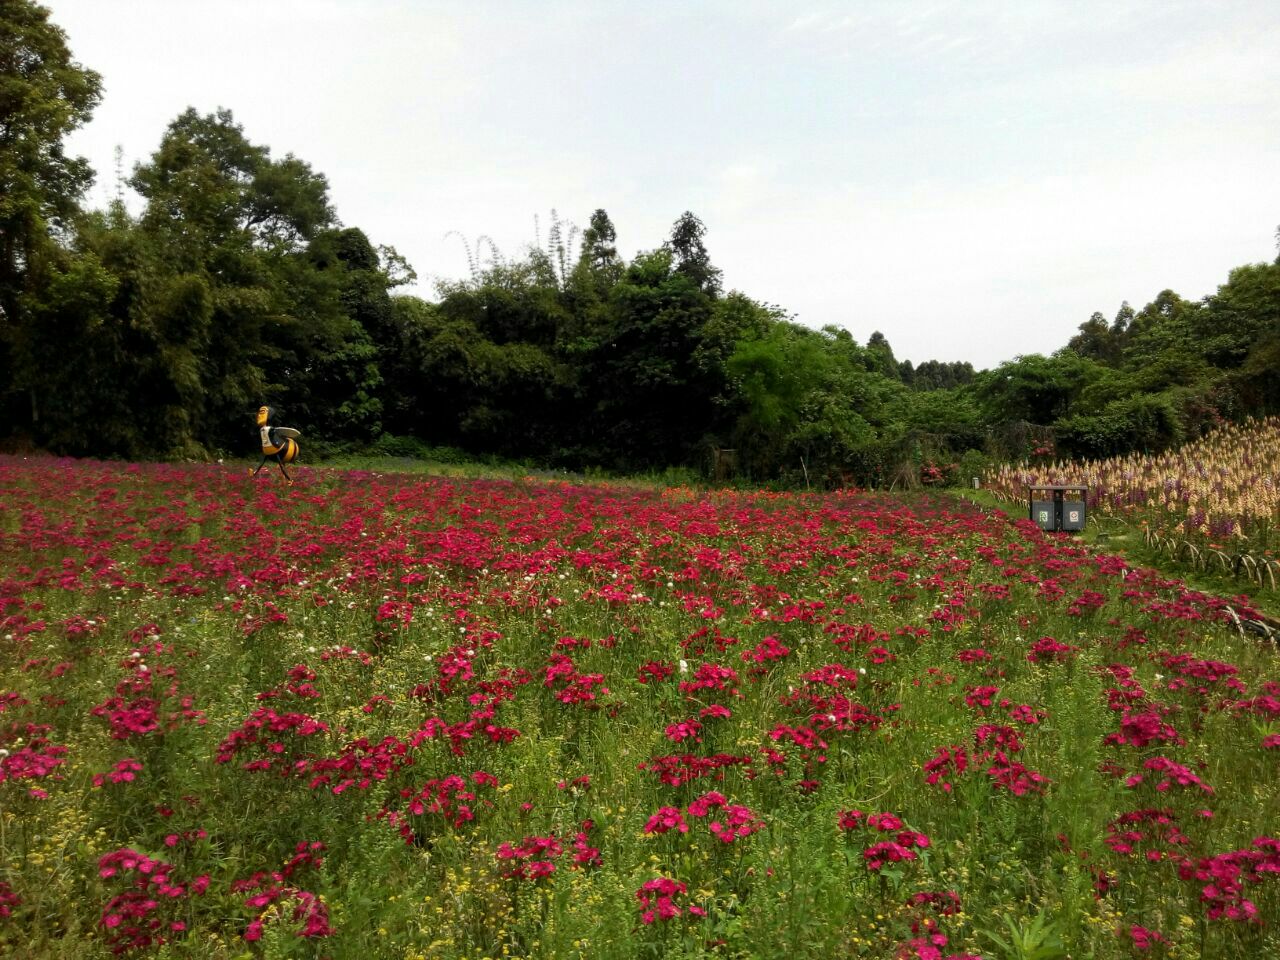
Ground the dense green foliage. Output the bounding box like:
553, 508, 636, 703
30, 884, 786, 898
0, 0, 102, 434
2, 1, 1278, 482
1014, 271, 1280, 460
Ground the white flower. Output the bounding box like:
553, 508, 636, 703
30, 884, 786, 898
678, 660, 689, 674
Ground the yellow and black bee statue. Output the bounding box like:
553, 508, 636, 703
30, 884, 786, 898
250, 405, 301, 484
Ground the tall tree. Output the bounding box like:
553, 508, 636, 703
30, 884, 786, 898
865, 331, 900, 379
596, 246, 718, 466
1196, 263, 1280, 369
126, 108, 380, 452
558, 209, 622, 397
131, 108, 334, 263
580, 209, 620, 276
1067, 311, 1114, 363
0, 0, 102, 431
666, 211, 721, 295
909, 359, 975, 391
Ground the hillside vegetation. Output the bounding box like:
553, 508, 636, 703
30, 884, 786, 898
3, 1, 1279, 484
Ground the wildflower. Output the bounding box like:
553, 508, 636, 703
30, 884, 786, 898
1126, 925, 1169, 951
0, 882, 21, 919
644, 807, 689, 835
707, 804, 764, 844
636, 877, 704, 924
864, 841, 918, 871
837, 810, 864, 831
495, 835, 563, 880
92, 758, 143, 788
923, 745, 968, 792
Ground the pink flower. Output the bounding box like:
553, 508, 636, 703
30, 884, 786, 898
636, 876, 700, 924
1127, 924, 1169, 951
644, 807, 689, 835
864, 841, 918, 871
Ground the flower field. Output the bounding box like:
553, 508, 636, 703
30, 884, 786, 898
1, 457, 1279, 959
983, 419, 1280, 588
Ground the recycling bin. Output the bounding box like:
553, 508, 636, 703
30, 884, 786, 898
1030, 495, 1056, 531
1028, 485, 1088, 533
1061, 489, 1087, 531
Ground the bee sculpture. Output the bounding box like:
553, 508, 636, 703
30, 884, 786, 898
250, 405, 301, 483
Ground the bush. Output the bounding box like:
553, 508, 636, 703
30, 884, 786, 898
1055, 392, 1183, 459
956, 449, 990, 487
369, 433, 436, 459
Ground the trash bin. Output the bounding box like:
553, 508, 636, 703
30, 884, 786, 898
1028, 485, 1088, 533
1061, 488, 1087, 532
1030, 493, 1056, 531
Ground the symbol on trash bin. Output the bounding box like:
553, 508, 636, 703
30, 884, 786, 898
1068, 511, 1079, 523
1038, 510, 1049, 524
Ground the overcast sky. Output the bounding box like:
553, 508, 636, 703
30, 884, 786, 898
47, 0, 1280, 370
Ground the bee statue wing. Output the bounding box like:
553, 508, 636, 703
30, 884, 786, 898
274, 427, 302, 440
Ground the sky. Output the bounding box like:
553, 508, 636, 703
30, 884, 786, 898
46, 0, 1280, 370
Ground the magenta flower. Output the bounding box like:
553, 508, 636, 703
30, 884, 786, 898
644, 807, 689, 835
636, 876, 704, 924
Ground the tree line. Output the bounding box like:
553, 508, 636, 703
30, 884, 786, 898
3, 2, 1277, 484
